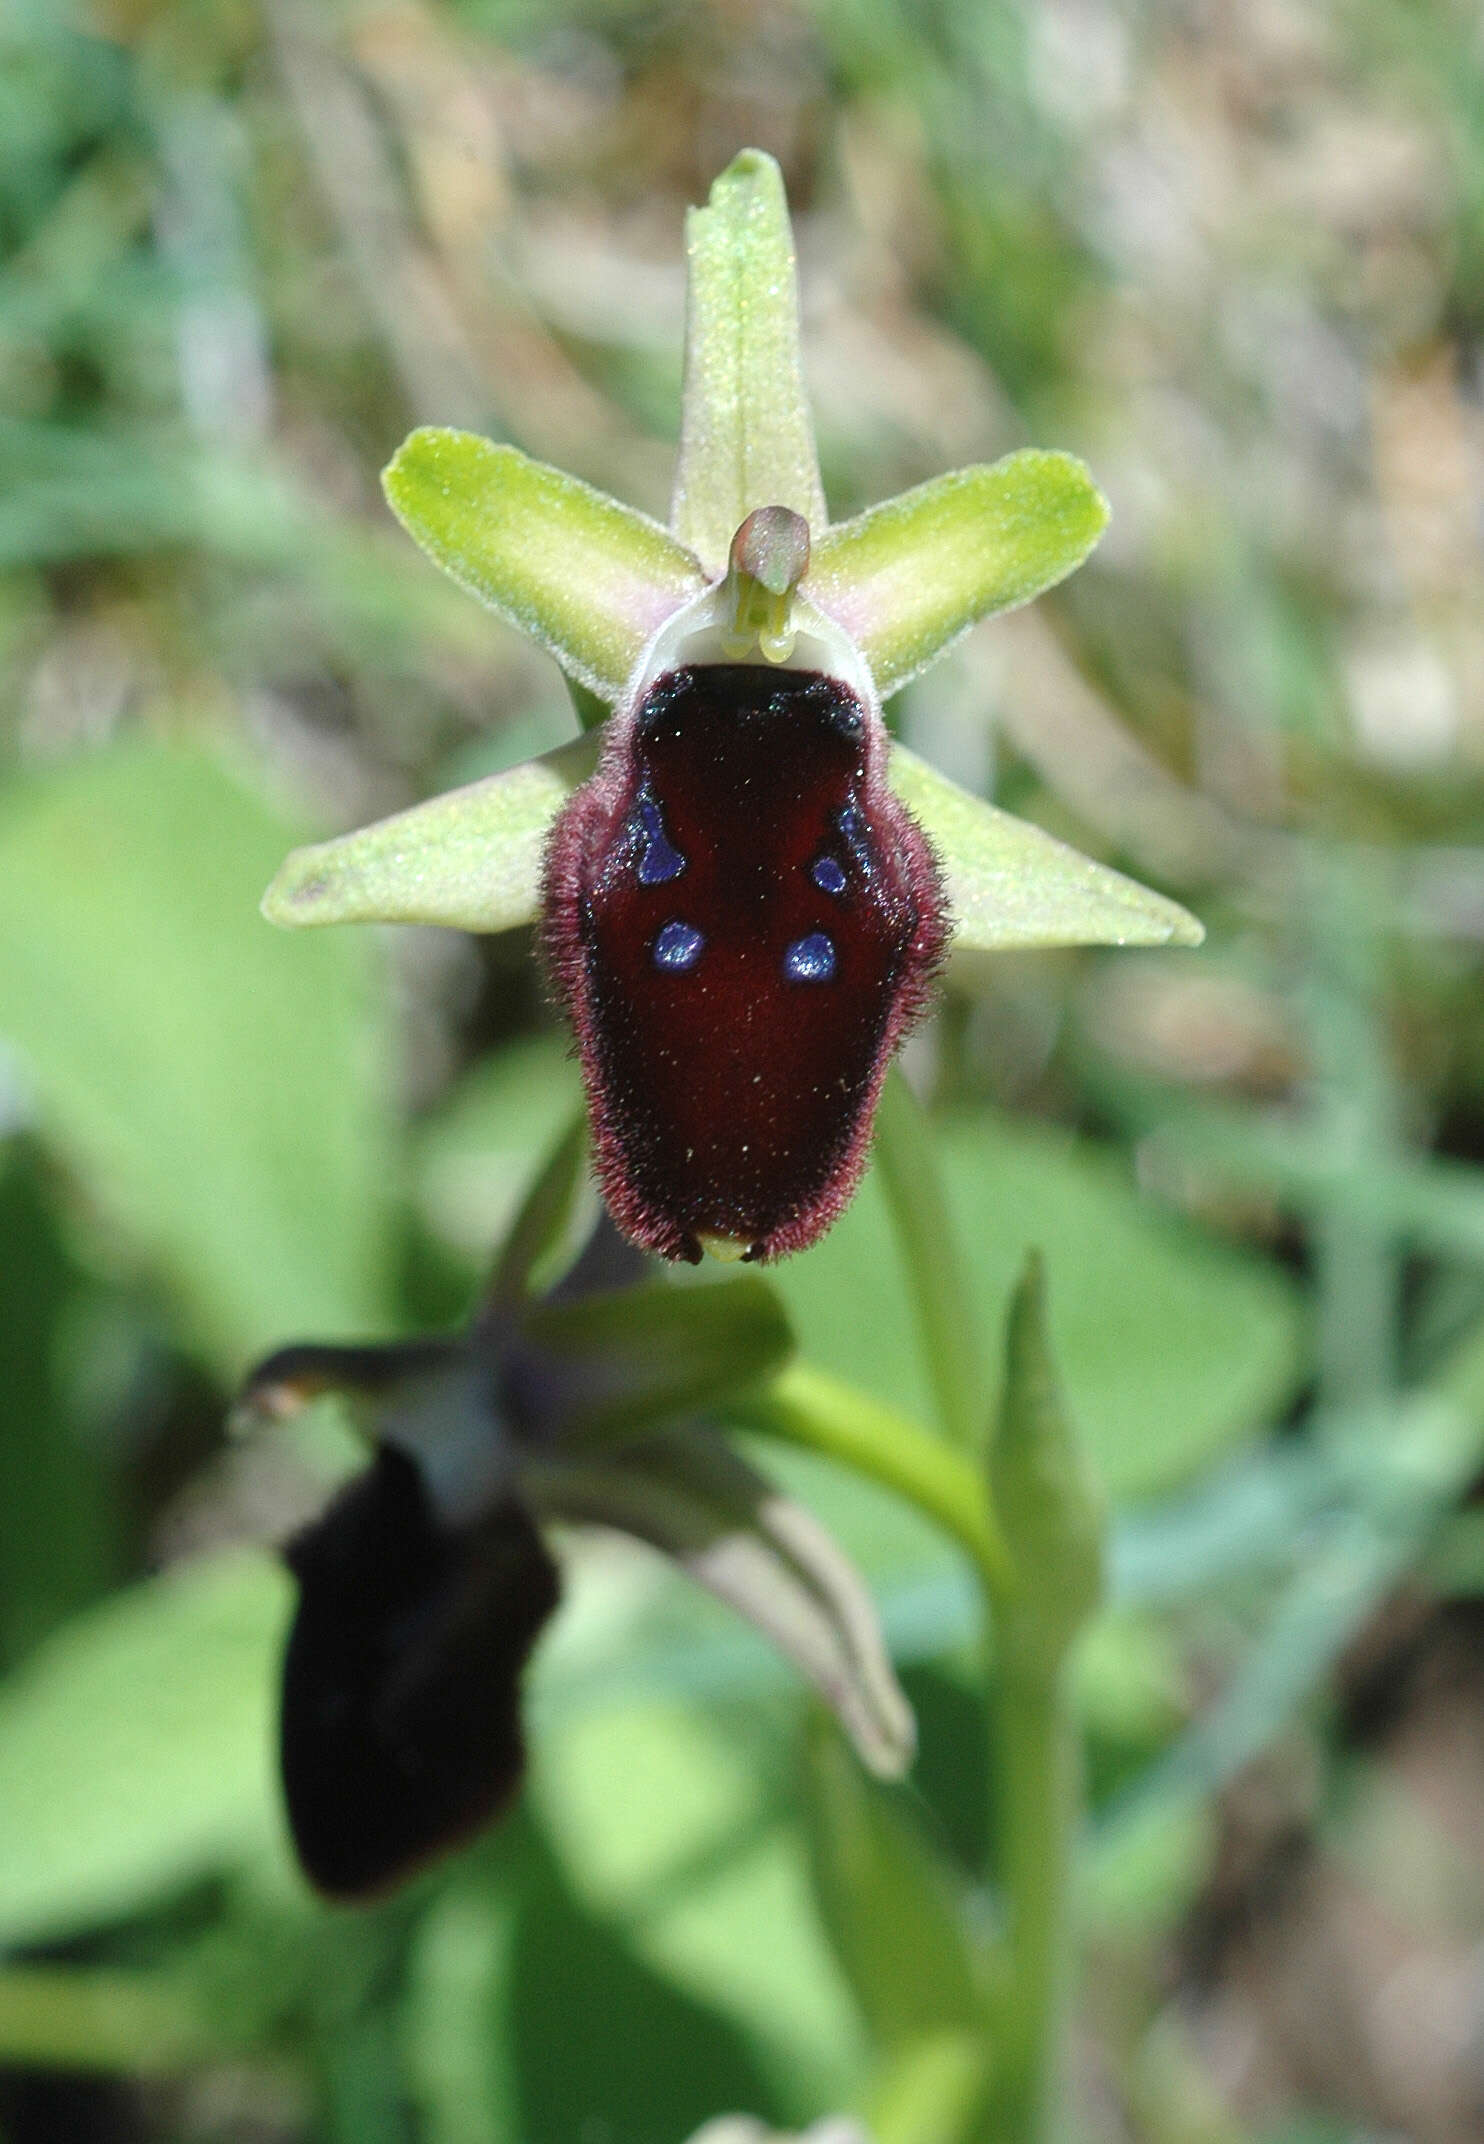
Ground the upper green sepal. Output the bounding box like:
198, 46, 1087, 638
383, 430, 705, 702
670, 150, 826, 575
810, 451, 1110, 698
888, 745, 1203, 952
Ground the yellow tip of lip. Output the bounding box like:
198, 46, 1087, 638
697, 1231, 750, 1263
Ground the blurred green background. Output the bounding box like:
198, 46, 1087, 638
3, 0, 1484, 2136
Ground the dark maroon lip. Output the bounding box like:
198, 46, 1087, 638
543, 663, 947, 1264
280, 1444, 560, 1900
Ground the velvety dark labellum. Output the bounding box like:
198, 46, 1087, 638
280, 1444, 560, 1899
543, 664, 946, 1262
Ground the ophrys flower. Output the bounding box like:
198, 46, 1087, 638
262, 152, 1200, 1262
236, 1137, 913, 1896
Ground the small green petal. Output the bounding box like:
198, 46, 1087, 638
384, 429, 705, 702
810, 451, 1110, 698
261, 733, 600, 934
671, 150, 826, 576
888, 744, 1204, 951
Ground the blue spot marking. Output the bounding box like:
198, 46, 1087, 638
653, 920, 704, 972
783, 932, 836, 984
838, 802, 873, 875
635, 791, 685, 885
812, 855, 847, 896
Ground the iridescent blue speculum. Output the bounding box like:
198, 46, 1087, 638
544, 509, 946, 1264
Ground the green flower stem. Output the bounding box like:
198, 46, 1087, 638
741, 1360, 1014, 1607
749, 1358, 1080, 2144
873, 1070, 985, 1453
990, 1657, 1079, 2144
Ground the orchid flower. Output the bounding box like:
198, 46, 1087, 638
236, 1132, 913, 1898
261, 151, 1200, 1262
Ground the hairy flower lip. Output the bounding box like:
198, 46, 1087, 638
539, 643, 947, 1265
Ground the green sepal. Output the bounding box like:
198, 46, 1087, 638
670, 150, 826, 575
522, 1274, 793, 1446
383, 429, 705, 701
810, 452, 1109, 698
260, 732, 600, 933
990, 1254, 1106, 1679
888, 743, 1203, 952
535, 1428, 915, 1778
0, 1552, 286, 1950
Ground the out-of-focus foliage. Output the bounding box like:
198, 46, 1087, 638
4, 0, 1484, 2140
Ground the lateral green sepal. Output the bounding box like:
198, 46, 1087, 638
261, 733, 600, 933
888, 744, 1204, 952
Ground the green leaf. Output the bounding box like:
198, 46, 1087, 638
671, 150, 826, 576
1100, 1074, 1484, 1270
990, 1256, 1105, 1676
0, 746, 394, 1367
523, 1274, 795, 1443
889, 744, 1203, 952
810, 452, 1109, 698
1104, 1367, 1484, 1858
384, 429, 706, 701
262, 732, 600, 934
508, 1819, 782, 2143
800, 1714, 986, 2047
0, 1552, 289, 1950
0, 1152, 119, 1667
768, 1111, 1304, 1504
532, 1695, 864, 2111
